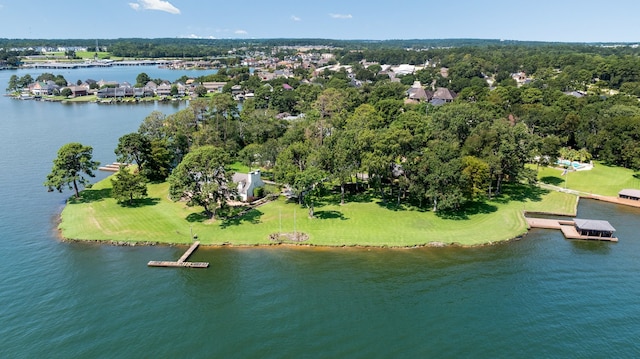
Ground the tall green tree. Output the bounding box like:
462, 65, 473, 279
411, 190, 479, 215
111, 166, 148, 205
460, 156, 490, 201
168, 146, 234, 219
136, 72, 151, 86
207, 92, 237, 144
294, 166, 326, 218
44, 143, 100, 198
138, 111, 167, 141
323, 131, 360, 205
143, 139, 174, 181
114, 132, 152, 172
7, 74, 18, 92
275, 141, 311, 202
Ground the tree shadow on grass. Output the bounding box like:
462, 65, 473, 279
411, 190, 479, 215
186, 212, 210, 223
70, 188, 112, 204
376, 200, 408, 211
343, 188, 376, 203
540, 176, 564, 186
220, 209, 263, 228
117, 197, 160, 208
436, 201, 498, 220
314, 210, 348, 220
439, 184, 549, 220
321, 187, 376, 206
501, 184, 549, 203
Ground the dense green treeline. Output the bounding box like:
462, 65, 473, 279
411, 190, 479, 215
119, 75, 640, 214
20, 39, 640, 215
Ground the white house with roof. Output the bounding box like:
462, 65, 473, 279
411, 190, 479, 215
232, 170, 265, 202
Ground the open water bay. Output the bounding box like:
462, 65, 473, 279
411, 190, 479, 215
1, 67, 640, 358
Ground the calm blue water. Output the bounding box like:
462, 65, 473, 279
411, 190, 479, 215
1, 67, 640, 358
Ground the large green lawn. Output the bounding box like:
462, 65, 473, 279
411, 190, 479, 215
60, 177, 577, 247
537, 162, 640, 197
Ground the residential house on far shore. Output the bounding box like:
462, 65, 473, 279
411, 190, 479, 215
511, 71, 532, 86
201, 81, 227, 93
404, 82, 457, 106
145, 81, 158, 93
175, 82, 187, 97
29, 81, 59, 96
156, 82, 172, 97
68, 85, 88, 97
430, 87, 457, 106
405, 81, 433, 103
97, 79, 118, 88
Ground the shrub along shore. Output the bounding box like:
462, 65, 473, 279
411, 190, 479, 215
59, 175, 579, 248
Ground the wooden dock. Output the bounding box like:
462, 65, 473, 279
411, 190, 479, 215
147, 241, 209, 268
99, 162, 128, 172
583, 194, 640, 209
526, 218, 618, 242
559, 225, 618, 242
147, 260, 210, 268
525, 218, 573, 230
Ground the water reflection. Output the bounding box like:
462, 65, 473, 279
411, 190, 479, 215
569, 240, 612, 255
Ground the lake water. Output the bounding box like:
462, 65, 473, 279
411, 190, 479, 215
1, 67, 640, 358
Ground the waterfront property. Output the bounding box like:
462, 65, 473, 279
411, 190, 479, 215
618, 188, 640, 201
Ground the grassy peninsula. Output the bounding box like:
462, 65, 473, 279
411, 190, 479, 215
34, 40, 640, 247
59, 177, 578, 247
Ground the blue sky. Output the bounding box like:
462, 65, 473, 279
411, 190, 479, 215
0, 0, 638, 42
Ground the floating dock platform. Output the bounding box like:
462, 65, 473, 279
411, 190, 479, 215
147, 260, 209, 268
147, 241, 209, 268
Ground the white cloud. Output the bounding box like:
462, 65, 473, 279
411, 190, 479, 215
291, 15, 301, 22
235, 30, 248, 35
128, 0, 180, 14
180, 34, 216, 39
329, 13, 352, 19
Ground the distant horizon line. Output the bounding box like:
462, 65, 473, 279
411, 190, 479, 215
0, 37, 638, 45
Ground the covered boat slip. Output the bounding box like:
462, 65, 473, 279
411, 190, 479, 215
526, 217, 618, 242
573, 219, 616, 238
618, 189, 640, 201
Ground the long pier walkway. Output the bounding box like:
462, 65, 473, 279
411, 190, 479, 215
148, 241, 209, 268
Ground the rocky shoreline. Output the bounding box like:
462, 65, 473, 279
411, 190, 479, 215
59, 233, 527, 249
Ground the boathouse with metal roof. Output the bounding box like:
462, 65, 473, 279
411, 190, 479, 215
573, 219, 616, 238
619, 189, 640, 201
